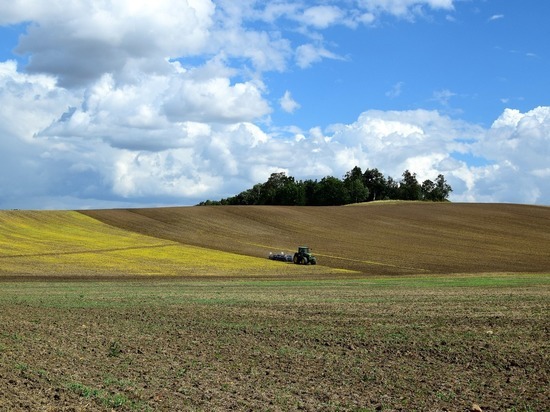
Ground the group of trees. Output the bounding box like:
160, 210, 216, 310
198, 166, 452, 206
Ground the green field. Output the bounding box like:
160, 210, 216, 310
1, 275, 548, 411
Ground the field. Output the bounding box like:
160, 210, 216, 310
81, 202, 550, 275
0, 203, 549, 411
0, 210, 345, 278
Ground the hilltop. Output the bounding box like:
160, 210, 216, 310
81, 202, 550, 276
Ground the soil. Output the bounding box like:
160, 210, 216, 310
0, 277, 548, 411
1, 203, 549, 411
81, 202, 550, 275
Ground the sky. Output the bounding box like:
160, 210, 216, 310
0, 0, 549, 210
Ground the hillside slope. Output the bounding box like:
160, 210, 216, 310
0, 210, 331, 278
82, 202, 550, 276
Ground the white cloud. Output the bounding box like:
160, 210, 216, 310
2, 1, 549, 209
300, 6, 344, 29
386, 81, 404, 98
479, 106, 550, 171
460, 106, 550, 204
295, 43, 343, 68
111, 149, 222, 198
324, 109, 481, 181
11, 0, 216, 87
2, 60, 549, 207
488, 14, 504, 22
358, 0, 454, 20
279, 91, 301, 113
0, 61, 74, 141
0, 0, 459, 88
432, 89, 456, 106
163, 74, 271, 123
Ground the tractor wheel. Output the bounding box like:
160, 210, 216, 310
293, 254, 299, 264
311, 260, 316, 265
302, 257, 308, 265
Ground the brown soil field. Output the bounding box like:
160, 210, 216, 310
1, 276, 548, 412
1, 203, 549, 411
82, 202, 550, 276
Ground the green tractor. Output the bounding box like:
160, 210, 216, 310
293, 246, 317, 265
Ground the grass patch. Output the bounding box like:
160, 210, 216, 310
67, 382, 136, 409
0, 274, 548, 411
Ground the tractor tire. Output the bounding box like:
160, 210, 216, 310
311, 260, 316, 265
302, 257, 308, 265
293, 254, 299, 264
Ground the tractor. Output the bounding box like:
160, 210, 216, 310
293, 246, 316, 265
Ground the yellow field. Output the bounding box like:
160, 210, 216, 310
0, 210, 342, 277
83, 203, 550, 276
2, 203, 549, 277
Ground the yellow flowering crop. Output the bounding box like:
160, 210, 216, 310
0, 210, 339, 277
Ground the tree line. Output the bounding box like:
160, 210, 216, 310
198, 166, 452, 206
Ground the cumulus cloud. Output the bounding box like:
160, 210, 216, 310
11, 0, 216, 88
0, 62, 119, 209
323, 109, 483, 179
469, 107, 550, 203
299, 5, 345, 28
1, 0, 460, 87
2, 1, 549, 209
2, 59, 549, 207
279, 91, 301, 113
163, 74, 270, 123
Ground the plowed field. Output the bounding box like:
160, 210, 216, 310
1, 203, 549, 411
82, 202, 550, 276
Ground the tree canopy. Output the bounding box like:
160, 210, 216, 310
198, 166, 452, 206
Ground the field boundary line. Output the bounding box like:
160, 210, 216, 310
0, 243, 177, 259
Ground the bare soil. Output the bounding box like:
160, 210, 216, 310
1, 203, 549, 411
82, 202, 550, 275
0, 277, 548, 411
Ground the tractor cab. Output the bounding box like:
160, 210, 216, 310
293, 246, 317, 265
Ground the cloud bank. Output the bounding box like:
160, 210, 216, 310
0, 1, 548, 208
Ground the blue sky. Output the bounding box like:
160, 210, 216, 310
268, 1, 550, 128
0, 0, 549, 209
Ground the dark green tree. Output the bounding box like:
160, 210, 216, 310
277, 179, 305, 205
259, 172, 307, 205
198, 166, 452, 205
421, 179, 437, 201
362, 168, 386, 201
302, 179, 319, 205
384, 176, 400, 200
421, 175, 452, 201
315, 176, 350, 206
344, 167, 369, 204
434, 174, 452, 201
399, 170, 422, 200
344, 166, 363, 182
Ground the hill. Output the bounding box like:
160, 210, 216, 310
0, 210, 335, 278
81, 202, 550, 276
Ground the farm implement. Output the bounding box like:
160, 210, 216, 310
269, 246, 317, 265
